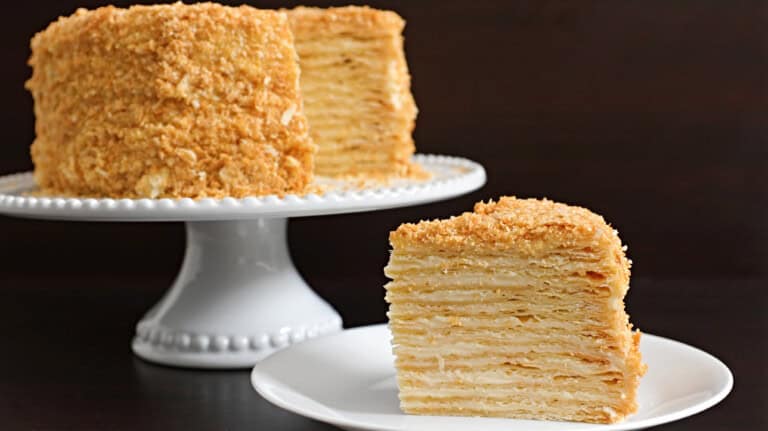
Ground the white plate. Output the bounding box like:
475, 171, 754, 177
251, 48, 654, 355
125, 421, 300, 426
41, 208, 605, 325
0, 154, 485, 221
251, 324, 733, 431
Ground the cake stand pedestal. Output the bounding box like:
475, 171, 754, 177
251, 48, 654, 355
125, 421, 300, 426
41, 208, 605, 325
0, 154, 485, 369
133, 218, 343, 368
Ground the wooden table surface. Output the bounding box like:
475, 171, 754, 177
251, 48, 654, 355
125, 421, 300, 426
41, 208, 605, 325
1, 0, 766, 429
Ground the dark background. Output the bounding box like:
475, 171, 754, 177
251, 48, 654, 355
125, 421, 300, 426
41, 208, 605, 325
1, 0, 766, 430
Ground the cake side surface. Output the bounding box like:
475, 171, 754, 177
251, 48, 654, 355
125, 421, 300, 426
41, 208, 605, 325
384, 197, 645, 424
27, 3, 313, 198
288, 6, 418, 178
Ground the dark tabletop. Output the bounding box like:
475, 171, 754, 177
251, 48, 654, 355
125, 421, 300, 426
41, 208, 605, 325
0, 274, 765, 430
1, 0, 767, 430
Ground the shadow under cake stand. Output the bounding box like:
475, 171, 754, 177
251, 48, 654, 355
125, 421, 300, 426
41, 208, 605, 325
0, 154, 485, 369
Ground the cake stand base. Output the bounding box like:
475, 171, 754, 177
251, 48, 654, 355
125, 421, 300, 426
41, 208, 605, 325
132, 218, 342, 369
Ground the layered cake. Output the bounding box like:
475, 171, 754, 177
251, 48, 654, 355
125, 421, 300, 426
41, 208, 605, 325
288, 6, 418, 177
27, 3, 313, 198
384, 197, 645, 423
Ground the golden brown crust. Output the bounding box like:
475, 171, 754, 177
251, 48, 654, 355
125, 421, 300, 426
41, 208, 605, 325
288, 6, 418, 177
392, 197, 623, 252
27, 3, 314, 198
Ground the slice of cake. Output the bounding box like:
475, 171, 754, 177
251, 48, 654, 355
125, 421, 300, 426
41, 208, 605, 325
288, 6, 418, 178
384, 197, 645, 424
27, 3, 313, 198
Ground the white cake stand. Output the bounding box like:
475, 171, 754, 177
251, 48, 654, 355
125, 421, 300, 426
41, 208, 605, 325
0, 154, 485, 369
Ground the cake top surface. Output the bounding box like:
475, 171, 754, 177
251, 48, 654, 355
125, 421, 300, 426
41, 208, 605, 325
390, 197, 626, 255
288, 5, 405, 34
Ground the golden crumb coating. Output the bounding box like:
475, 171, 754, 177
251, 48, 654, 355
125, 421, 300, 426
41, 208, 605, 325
27, 3, 314, 198
288, 6, 418, 178
392, 197, 628, 263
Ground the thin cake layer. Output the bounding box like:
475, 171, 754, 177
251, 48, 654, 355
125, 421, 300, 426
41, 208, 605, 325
384, 197, 645, 424
289, 6, 417, 177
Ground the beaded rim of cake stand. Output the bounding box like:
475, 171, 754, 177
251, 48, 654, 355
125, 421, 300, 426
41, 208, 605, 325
133, 316, 342, 353
0, 154, 485, 216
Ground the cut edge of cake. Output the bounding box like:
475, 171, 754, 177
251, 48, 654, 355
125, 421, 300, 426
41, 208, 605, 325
288, 6, 422, 180
384, 197, 646, 424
